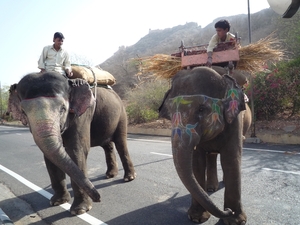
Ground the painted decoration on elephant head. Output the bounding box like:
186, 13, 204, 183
168, 94, 225, 144
227, 89, 239, 114
223, 87, 244, 124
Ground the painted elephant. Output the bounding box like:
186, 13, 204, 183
159, 67, 248, 225
8, 72, 136, 215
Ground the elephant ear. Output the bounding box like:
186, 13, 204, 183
222, 75, 246, 124
68, 79, 95, 116
158, 89, 171, 120
8, 84, 28, 126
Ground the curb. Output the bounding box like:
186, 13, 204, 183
0, 208, 14, 225
128, 127, 300, 145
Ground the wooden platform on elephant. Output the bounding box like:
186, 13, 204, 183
171, 40, 240, 69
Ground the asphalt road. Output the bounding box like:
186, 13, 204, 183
0, 125, 300, 225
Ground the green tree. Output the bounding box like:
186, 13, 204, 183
276, 13, 300, 57
0, 84, 10, 118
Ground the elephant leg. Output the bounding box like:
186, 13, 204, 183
102, 142, 119, 178
188, 148, 211, 223
67, 147, 92, 215
220, 151, 247, 225
206, 152, 219, 192
44, 156, 71, 206
113, 126, 136, 182
62, 118, 93, 215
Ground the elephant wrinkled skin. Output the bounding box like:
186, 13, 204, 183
159, 67, 249, 225
8, 72, 136, 215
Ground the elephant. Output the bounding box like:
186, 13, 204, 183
8, 72, 136, 215
159, 66, 249, 225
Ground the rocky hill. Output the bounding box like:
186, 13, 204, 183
98, 8, 297, 98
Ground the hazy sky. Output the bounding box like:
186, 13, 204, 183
0, 0, 270, 86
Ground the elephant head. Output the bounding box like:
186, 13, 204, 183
8, 72, 100, 202
159, 67, 245, 218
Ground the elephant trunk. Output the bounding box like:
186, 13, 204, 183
172, 140, 232, 219
30, 118, 100, 202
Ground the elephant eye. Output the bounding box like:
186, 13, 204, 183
60, 105, 66, 114
199, 105, 206, 113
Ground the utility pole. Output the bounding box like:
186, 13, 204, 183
247, 0, 256, 137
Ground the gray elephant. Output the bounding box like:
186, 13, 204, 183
8, 72, 136, 215
159, 66, 249, 225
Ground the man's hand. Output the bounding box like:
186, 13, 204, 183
66, 70, 73, 77
206, 52, 213, 67
206, 57, 213, 67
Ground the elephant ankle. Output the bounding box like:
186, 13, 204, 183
50, 191, 71, 206
188, 207, 211, 223
124, 171, 137, 182
70, 197, 92, 215
222, 211, 247, 225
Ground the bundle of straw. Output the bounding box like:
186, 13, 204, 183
135, 54, 181, 80
237, 34, 284, 73
136, 34, 284, 79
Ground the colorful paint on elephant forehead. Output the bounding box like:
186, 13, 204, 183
171, 96, 193, 109
208, 99, 222, 126
202, 98, 223, 135
169, 96, 200, 143
170, 95, 225, 140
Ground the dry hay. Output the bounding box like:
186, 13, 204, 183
237, 34, 284, 73
135, 54, 181, 80
136, 34, 284, 79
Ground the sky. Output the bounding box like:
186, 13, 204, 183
0, 0, 270, 87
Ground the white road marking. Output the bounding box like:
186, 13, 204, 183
127, 138, 170, 143
0, 126, 28, 130
0, 164, 107, 225
243, 147, 300, 155
150, 152, 172, 157
262, 168, 300, 175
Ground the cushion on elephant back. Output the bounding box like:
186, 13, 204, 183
71, 65, 116, 86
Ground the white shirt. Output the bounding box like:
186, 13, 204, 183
38, 45, 71, 75
207, 32, 236, 52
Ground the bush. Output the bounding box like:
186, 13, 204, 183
125, 80, 169, 124
246, 57, 300, 120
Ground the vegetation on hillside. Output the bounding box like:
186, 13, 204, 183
125, 80, 169, 124
0, 85, 13, 122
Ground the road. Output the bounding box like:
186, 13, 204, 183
0, 125, 300, 225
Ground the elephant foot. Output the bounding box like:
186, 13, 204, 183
206, 183, 219, 192
222, 211, 247, 225
124, 171, 137, 182
206, 178, 219, 192
188, 205, 211, 223
106, 168, 118, 179
70, 198, 92, 215
50, 191, 71, 206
